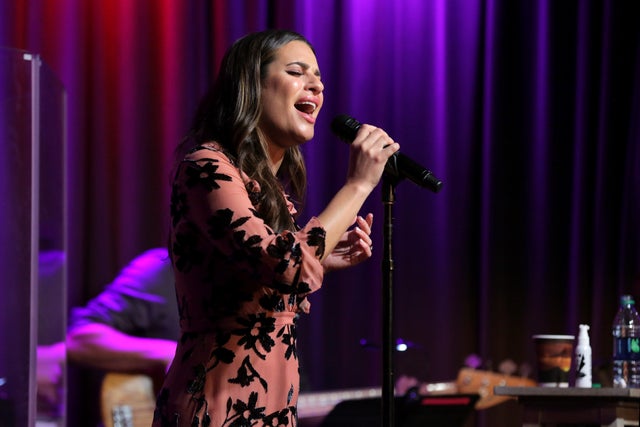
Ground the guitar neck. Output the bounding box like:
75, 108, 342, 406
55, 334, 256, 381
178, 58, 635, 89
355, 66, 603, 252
297, 387, 381, 419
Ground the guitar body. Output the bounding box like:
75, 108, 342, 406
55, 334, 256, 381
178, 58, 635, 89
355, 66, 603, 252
101, 373, 156, 427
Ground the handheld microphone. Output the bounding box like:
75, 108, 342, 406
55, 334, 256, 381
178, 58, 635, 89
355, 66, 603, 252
330, 115, 443, 192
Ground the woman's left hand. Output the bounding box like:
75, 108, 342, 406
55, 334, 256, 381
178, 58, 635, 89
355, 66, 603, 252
323, 214, 374, 273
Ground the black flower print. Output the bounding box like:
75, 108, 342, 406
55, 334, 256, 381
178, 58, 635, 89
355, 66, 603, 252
208, 331, 235, 369
152, 388, 170, 424
227, 355, 268, 391
269, 266, 313, 300
277, 324, 297, 361
296, 282, 312, 295
224, 391, 266, 427
288, 244, 303, 269
287, 294, 296, 309
269, 267, 302, 295
260, 408, 291, 427
245, 181, 263, 207
184, 159, 232, 191
232, 229, 264, 254
177, 294, 192, 330
170, 183, 189, 227
224, 229, 264, 274
287, 384, 294, 405
187, 364, 207, 395
207, 209, 251, 240
189, 396, 210, 427
201, 412, 212, 427
258, 293, 283, 312
266, 234, 297, 274
267, 233, 296, 259
306, 226, 326, 258
233, 314, 276, 359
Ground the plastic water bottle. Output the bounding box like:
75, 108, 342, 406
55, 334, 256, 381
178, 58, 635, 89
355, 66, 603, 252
612, 294, 640, 388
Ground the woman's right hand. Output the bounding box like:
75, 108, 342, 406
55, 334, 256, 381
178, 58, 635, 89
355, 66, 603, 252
316, 124, 399, 260
346, 124, 400, 192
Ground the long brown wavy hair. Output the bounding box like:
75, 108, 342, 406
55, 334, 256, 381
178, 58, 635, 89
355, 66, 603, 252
176, 30, 314, 233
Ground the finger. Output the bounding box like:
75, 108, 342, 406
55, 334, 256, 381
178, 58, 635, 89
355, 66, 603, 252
370, 131, 393, 152
382, 142, 400, 160
354, 238, 372, 258
356, 215, 372, 235
354, 228, 373, 248
361, 238, 373, 256
354, 124, 379, 143
364, 213, 373, 229
359, 126, 391, 150
366, 127, 395, 151
299, 298, 311, 314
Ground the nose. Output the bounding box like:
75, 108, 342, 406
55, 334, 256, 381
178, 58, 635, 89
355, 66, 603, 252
307, 74, 324, 94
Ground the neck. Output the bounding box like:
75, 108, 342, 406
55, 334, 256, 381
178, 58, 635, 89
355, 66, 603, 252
268, 147, 285, 175
271, 158, 283, 175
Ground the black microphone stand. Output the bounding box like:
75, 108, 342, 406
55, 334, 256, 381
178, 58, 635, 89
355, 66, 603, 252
328, 114, 442, 426
381, 175, 398, 427
380, 171, 441, 427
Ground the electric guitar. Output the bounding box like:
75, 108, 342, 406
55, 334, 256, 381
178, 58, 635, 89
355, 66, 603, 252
100, 367, 536, 427
101, 372, 156, 427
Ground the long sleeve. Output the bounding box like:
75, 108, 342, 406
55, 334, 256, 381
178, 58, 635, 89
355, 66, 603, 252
169, 146, 326, 331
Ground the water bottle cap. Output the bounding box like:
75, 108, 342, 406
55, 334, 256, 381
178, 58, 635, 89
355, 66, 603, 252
578, 324, 590, 343
621, 295, 635, 306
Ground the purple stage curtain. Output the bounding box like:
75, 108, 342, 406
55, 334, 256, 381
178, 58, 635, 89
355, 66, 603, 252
2, 0, 639, 425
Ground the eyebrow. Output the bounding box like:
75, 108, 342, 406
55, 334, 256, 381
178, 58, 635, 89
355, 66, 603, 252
286, 61, 322, 78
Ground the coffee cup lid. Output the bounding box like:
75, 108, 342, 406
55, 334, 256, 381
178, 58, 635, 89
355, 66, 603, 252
532, 334, 575, 340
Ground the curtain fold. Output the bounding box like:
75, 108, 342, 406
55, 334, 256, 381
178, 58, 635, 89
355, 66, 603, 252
1, 1, 639, 425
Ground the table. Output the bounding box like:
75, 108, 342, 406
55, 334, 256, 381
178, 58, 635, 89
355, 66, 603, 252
494, 386, 640, 427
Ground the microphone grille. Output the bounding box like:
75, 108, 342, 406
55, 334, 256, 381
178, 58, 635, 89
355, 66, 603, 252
331, 114, 361, 142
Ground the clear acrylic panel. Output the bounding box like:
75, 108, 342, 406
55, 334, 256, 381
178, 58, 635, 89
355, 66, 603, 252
0, 47, 67, 427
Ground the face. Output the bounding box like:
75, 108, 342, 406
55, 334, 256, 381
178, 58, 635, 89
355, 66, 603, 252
258, 40, 324, 153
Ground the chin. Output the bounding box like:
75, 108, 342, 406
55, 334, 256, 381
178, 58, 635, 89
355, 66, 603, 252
300, 133, 315, 144
300, 125, 316, 140
289, 130, 313, 145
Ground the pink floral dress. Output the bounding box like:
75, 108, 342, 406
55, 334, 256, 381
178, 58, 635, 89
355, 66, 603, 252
152, 144, 326, 426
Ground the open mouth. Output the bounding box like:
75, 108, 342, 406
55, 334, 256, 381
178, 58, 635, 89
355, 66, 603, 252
294, 101, 317, 114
